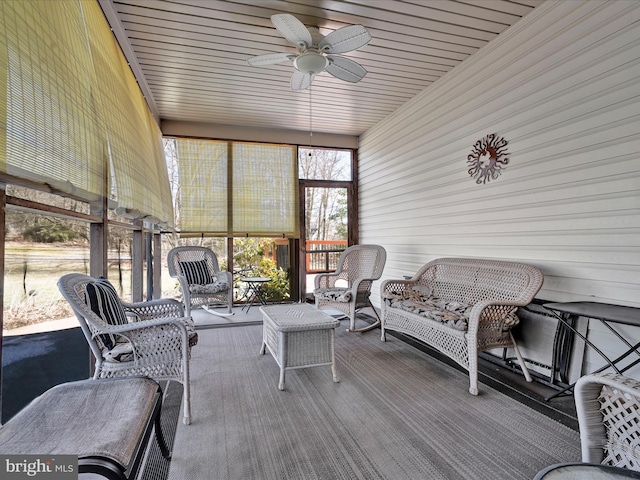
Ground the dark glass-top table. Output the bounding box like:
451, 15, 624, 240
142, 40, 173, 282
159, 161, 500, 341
240, 277, 271, 312
543, 301, 640, 400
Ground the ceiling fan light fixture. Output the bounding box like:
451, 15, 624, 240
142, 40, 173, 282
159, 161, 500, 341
293, 52, 328, 74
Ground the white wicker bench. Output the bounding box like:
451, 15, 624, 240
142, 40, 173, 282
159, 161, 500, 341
381, 258, 543, 395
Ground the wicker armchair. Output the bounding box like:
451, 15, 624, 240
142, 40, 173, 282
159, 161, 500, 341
314, 244, 387, 332
534, 372, 640, 479
575, 372, 640, 470
57, 273, 196, 425
167, 246, 233, 317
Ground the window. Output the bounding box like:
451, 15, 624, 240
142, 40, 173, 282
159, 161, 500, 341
166, 138, 299, 237
298, 148, 352, 181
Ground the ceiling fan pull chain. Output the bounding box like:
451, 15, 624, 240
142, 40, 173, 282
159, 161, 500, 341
308, 87, 313, 157
309, 87, 313, 139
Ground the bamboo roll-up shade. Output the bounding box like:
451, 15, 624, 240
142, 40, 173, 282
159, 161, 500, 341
232, 142, 298, 237
176, 138, 228, 235
146, 108, 174, 227
0, 6, 6, 170
175, 138, 299, 237
0, 0, 105, 202
84, 0, 172, 223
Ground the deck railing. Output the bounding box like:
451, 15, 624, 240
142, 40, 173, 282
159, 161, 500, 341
305, 240, 347, 273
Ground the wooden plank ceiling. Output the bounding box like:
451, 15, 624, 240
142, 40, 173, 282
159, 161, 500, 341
104, 0, 542, 136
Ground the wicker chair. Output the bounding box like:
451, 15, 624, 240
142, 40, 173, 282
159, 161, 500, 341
314, 244, 387, 332
167, 246, 233, 317
57, 273, 196, 425
575, 372, 640, 470
534, 372, 640, 479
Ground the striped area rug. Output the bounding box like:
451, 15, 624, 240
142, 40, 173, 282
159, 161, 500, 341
167, 324, 580, 480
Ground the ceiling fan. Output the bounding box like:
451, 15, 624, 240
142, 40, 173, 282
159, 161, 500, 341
247, 14, 371, 91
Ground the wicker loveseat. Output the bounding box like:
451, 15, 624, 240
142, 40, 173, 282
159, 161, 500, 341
381, 257, 543, 395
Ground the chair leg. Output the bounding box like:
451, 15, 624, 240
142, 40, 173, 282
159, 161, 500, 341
154, 402, 171, 459
183, 388, 191, 425
509, 332, 533, 382
468, 352, 479, 395
346, 304, 382, 333
181, 341, 192, 425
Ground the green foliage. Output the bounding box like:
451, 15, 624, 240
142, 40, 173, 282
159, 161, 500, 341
23, 224, 79, 243
230, 237, 265, 267
227, 238, 290, 301
255, 257, 290, 301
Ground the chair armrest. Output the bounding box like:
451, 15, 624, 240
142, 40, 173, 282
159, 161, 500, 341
380, 278, 420, 298
123, 298, 185, 320
170, 273, 191, 291
215, 270, 233, 285
95, 317, 191, 357
170, 271, 232, 290
314, 272, 341, 289
575, 373, 640, 465
465, 300, 526, 333
96, 316, 190, 334
350, 277, 377, 294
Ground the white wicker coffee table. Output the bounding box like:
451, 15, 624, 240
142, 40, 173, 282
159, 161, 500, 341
260, 303, 341, 390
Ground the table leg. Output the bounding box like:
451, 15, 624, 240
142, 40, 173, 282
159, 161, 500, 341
331, 331, 340, 383
545, 310, 622, 401
242, 283, 256, 312
254, 285, 267, 305
242, 281, 268, 312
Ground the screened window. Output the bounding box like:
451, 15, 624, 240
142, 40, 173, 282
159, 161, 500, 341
1, 1, 104, 202
0, 0, 173, 224
169, 138, 299, 237
298, 148, 352, 181
84, 0, 172, 224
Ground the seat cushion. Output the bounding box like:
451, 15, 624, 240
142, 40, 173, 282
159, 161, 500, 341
85, 277, 129, 349
103, 341, 134, 362
383, 286, 519, 332
0, 377, 161, 467
314, 288, 352, 303
189, 280, 228, 294
179, 259, 214, 285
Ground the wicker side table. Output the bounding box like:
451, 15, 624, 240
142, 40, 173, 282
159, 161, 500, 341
260, 303, 340, 390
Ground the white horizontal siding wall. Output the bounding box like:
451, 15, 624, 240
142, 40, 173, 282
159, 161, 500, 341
358, 0, 640, 375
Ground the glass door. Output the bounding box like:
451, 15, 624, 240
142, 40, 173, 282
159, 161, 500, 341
297, 147, 356, 301
300, 184, 350, 299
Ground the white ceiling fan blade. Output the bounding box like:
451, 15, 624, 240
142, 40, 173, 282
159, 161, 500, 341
247, 52, 294, 66
291, 70, 315, 90
271, 14, 312, 48
326, 56, 367, 83
319, 25, 371, 54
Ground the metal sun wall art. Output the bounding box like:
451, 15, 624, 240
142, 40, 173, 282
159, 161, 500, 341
467, 133, 509, 184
